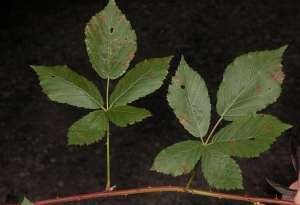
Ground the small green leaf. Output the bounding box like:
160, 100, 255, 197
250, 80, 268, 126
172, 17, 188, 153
21, 197, 34, 205
107, 105, 151, 127
110, 56, 173, 106
85, 0, 137, 79
201, 146, 242, 190
217, 45, 287, 121
151, 140, 203, 176
68, 110, 108, 145
30, 65, 104, 109
211, 114, 292, 157
167, 56, 211, 138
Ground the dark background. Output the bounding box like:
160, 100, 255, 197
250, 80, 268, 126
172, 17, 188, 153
1, 0, 300, 204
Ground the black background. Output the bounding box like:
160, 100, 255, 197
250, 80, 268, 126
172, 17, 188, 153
1, 0, 300, 204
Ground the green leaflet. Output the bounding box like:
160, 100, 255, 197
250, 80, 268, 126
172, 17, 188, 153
68, 110, 108, 145
211, 114, 292, 157
85, 0, 137, 79
151, 140, 203, 176
201, 146, 242, 190
21, 197, 34, 205
30, 65, 103, 109
167, 56, 211, 138
109, 56, 173, 106
107, 105, 151, 127
217, 46, 287, 121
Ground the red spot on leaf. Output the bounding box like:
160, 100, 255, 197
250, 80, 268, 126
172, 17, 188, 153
255, 86, 262, 93
229, 140, 236, 146
270, 71, 284, 83
98, 14, 107, 21
263, 123, 270, 130
180, 118, 188, 125
181, 164, 188, 170
120, 61, 127, 66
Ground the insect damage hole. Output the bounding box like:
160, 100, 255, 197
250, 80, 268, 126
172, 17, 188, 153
110, 28, 114, 33
180, 85, 185, 89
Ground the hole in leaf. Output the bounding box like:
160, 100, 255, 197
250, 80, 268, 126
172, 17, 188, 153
249, 137, 255, 141
180, 85, 185, 89
110, 28, 113, 33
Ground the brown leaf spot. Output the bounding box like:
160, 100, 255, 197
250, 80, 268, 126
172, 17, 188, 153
114, 11, 119, 16
181, 164, 188, 170
98, 14, 106, 21
180, 118, 188, 125
51, 93, 56, 98
270, 71, 284, 83
118, 18, 123, 22
120, 61, 127, 66
173, 76, 180, 82
255, 86, 262, 93
229, 140, 236, 146
263, 123, 270, 130
67, 72, 71, 77
147, 71, 154, 77
220, 100, 224, 103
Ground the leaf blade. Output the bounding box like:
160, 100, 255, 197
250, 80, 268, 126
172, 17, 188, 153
107, 105, 151, 127
217, 46, 287, 121
21, 197, 34, 205
212, 114, 292, 157
110, 56, 172, 106
201, 146, 242, 190
31, 65, 104, 109
68, 110, 108, 145
167, 56, 211, 138
151, 140, 203, 176
85, 0, 137, 79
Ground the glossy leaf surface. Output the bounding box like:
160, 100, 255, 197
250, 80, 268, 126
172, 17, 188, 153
151, 140, 203, 176
212, 114, 292, 157
217, 46, 287, 121
107, 105, 151, 127
85, 0, 137, 79
31, 65, 103, 109
68, 110, 108, 145
167, 56, 211, 138
110, 56, 172, 106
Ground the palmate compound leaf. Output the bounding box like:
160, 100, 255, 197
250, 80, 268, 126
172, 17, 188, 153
68, 110, 108, 145
201, 146, 242, 190
167, 56, 211, 138
109, 56, 173, 106
217, 45, 287, 121
30, 65, 104, 109
21, 197, 34, 205
211, 114, 292, 157
107, 105, 151, 127
85, 0, 137, 79
151, 140, 203, 176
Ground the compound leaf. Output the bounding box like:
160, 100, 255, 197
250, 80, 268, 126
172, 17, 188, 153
85, 0, 137, 79
68, 110, 108, 145
167, 56, 211, 138
151, 140, 203, 176
21, 198, 34, 205
31, 65, 103, 109
217, 45, 287, 121
107, 105, 151, 127
202, 146, 242, 190
211, 114, 292, 157
110, 56, 172, 106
